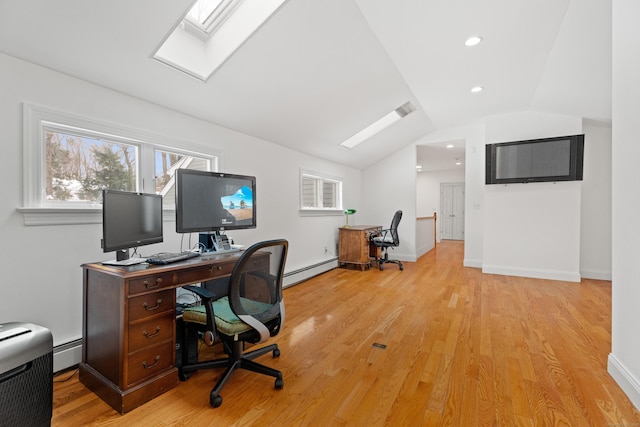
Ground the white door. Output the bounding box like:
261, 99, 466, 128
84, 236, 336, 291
440, 183, 465, 240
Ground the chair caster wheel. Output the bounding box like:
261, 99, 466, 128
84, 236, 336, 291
400, 266, 404, 271
273, 348, 280, 358
275, 377, 284, 389
210, 392, 223, 408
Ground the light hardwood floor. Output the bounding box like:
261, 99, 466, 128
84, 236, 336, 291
52, 241, 640, 426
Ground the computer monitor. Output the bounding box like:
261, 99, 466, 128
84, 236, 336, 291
175, 169, 256, 242
101, 190, 163, 261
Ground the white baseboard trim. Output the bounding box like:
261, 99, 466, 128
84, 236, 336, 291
580, 269, 612, 281
53, 339, 82, 373
463, 258, 483, 268
608, 353, 640, 410
482, 264, 581, 282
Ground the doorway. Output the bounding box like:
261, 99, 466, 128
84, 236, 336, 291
440, 183, 464, 240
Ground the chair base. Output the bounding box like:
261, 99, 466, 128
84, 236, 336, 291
179, 340, 283, 408
376, 250, 403, 271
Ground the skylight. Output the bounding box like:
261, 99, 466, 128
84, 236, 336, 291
340, 102, 415, 150
183, 0, 245, 40
187, 0, 223, 27
153, 0, 288, 81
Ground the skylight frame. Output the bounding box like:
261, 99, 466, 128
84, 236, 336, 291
183, 0, 245, 41
153, 0, 288, 82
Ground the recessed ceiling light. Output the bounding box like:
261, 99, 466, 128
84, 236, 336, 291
465, 36, 483, 47
456, 162, 462, 166
416, 165, 422, 170
446, 144, 454, 149
471, 86, 484, 93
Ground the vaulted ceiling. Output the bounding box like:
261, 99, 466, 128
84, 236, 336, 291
0, 0, 611, 170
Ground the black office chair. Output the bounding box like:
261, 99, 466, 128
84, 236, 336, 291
178, 239, 288, 408
371, 210, 403, 271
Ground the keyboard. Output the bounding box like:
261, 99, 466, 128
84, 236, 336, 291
146, 251, 200, 265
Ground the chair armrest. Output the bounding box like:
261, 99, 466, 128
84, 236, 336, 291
182, 285, 219, 344
183, 284, 215, 301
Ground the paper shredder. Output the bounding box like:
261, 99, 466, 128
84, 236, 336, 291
0, 322, 53, 427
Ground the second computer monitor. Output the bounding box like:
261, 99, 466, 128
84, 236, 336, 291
175, 169, 256, 234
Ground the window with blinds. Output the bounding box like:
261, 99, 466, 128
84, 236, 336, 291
300, 170, 342, 211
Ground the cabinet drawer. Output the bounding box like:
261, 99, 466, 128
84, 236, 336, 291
128, 315, 174, 353
129, 273, 174, 295
128, 290, 175, 322
126, 342, 174, 387
175, 262, 234, 284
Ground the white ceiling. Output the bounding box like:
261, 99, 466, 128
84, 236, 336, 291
0, 0, 610, 170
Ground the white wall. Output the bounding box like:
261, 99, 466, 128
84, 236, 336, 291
580, 122, 612, 280
608, 0, 640, 409
0, 53, 362, 351
361, 144, 417, 262
482, 112, 583, 281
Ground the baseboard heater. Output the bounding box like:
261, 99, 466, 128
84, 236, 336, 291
53, 338, 82, 373
283, 257, 337, 288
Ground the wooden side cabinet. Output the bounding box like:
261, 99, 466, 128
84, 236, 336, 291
338, 225, 382, 270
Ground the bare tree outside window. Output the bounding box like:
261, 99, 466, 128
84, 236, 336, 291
45, 129, 137, 203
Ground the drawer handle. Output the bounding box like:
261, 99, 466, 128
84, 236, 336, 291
142, 355, 161, 369
143, 278, 162, 289
143, 299, 162, 311
143, 326, 161, 339
209, 266, 222, 273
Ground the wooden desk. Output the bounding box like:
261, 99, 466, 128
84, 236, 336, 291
79, 252, 247, 414
338, 225, 382, 270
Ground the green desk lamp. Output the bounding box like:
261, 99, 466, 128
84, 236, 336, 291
344, 209, 356, 228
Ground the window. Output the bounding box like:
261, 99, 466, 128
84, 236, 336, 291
21, 103, 218, 225
43, 126, 139, 205
300, 169, 342, 214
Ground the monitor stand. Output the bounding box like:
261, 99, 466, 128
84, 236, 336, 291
116, 249, 130, 261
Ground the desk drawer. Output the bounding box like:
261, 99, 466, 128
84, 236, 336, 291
126, 342, 174, 387
245, 254, 269, 271
128, 315, 174, 353
129, 273, 174, 295
128, 290, 175, 322
176, 262, 234, 284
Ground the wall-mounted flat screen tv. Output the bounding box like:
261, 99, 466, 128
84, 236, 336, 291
485, 134, 584, 185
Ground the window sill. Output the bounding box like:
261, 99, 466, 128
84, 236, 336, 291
18, 207, 102, 226
299, 209, 344, 217
17, 207, 174, 226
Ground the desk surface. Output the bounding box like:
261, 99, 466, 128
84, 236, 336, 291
84, 251, 244, 278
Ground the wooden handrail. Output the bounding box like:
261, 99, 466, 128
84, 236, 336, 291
416, 212, 437, 249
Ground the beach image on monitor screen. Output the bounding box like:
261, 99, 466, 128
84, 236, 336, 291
220, 185, 253, 225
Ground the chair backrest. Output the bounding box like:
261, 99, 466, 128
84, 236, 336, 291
227, 239, 288, 343
389, 210, 402, 245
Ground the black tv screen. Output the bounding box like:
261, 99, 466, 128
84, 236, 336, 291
175, 169, 256, 233
101, 190, 163, 259
486, 134, 584, 184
